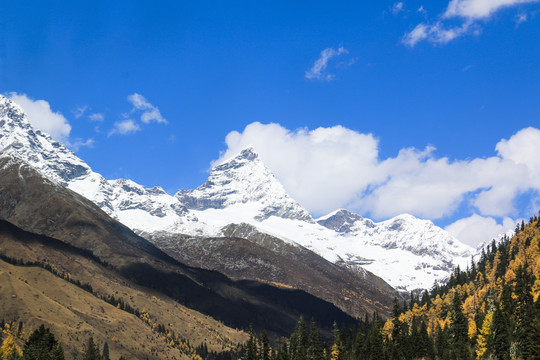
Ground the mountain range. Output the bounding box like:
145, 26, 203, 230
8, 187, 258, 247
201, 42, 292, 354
0, 94, 477, 320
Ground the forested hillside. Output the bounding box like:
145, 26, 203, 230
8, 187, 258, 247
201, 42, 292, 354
243, 215, 540, 360
384, 215, 540, 359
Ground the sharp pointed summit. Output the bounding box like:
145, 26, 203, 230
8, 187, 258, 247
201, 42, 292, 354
176, 147, 314, 222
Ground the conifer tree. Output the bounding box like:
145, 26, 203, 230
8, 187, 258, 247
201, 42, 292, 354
435, 325, 449, 360
289, 317, 307, 360
365, 314, 384, 360
491, 307, 510, 360
476, 312, 493, 359
448, 291, 470, 358
258, 331, 270, 360
82, 337, 101, 360
22, 325, 64, 360
276, 342, 288, 360
245, 327, 257, 360
418, 321, 434, 359
523, 310, 540, 360
307, 321, 323, 360
329, 323, 343, 360
101, 342, 110, 360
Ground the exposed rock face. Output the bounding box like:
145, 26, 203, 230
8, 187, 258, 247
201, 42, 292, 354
142, 222, 399, 318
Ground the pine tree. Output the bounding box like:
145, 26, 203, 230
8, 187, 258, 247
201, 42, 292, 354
101, 342, 110, 360
523, 304, 540, 360
22, 325, 65, 360
329, 323, 343, 360
476, 312, 493, 359
491, 307, 510, 360
276, 342, 288, 360
390, 298, 408, 358
289, 317, 307, 360
435, 325, 449, 360
307, 321, 323, 360
258, 332, 270, 360
514, 265, 536, 358
418, 321, 434, 359
245, 327, 257, 360
448, 291, 469, 358
82, 337, 101, 360
365, 315, 384, 360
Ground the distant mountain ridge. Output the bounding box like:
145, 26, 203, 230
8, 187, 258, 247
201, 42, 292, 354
0, 94, 475, 293
0, 128, 356, 337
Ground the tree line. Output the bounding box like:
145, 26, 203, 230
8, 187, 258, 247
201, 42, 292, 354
0, 324, 113, 360
242, 214, 540, 360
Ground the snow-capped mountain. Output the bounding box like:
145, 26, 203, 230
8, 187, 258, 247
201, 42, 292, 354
0, 94, 476, 292
177, 148, 313, 222
0, 95, 190, 231
167, 147, 475, 291
318, 209, 471, 260
314, 210, 474, 291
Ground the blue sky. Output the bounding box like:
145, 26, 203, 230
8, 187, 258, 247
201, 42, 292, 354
1, 0, 540, 245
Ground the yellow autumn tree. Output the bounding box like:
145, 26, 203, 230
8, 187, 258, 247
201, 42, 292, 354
329, 343, 340, 360
476, 312, 493, 359
468, 318, 477, 340
0, 334, 22, 359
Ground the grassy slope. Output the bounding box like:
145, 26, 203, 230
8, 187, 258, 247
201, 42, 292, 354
0, 220, 248, 359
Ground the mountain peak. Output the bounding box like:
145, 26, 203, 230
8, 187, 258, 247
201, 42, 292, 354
213, 146, 261, 173
237, 146, 259, 161
317, 209, 373, 233
176, 147, 313, 222
0, 95, 92, 187
0, 95, 25, 124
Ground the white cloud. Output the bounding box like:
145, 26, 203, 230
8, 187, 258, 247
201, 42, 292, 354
8, 93, 72, 143
108, 119, 141, 136
70, 138, 95, 151
444, 0, 539, 19
72, 105, 89, 119
445, 214, 516, 247
393, 2, 405, 15
127, 93, 167, 124
215, 123, 540, 244
305, 47, 349, 81
88, 113, 105, 122
216, 122, 381, 214
495, 127, 540, 177
8, 93, 94, 151
403, 21, 475, 46
515, 12, 528, 23
403, 0, 538, 45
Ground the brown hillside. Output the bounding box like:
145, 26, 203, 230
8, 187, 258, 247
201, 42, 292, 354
144, 222, 399, 319
0, 220, 248, 359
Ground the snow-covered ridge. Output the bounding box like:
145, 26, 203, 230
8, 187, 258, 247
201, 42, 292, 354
318, 210, 471, 259
0, 95, 92, 186
0, 95, 186, 226
0, 94, 476, 292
